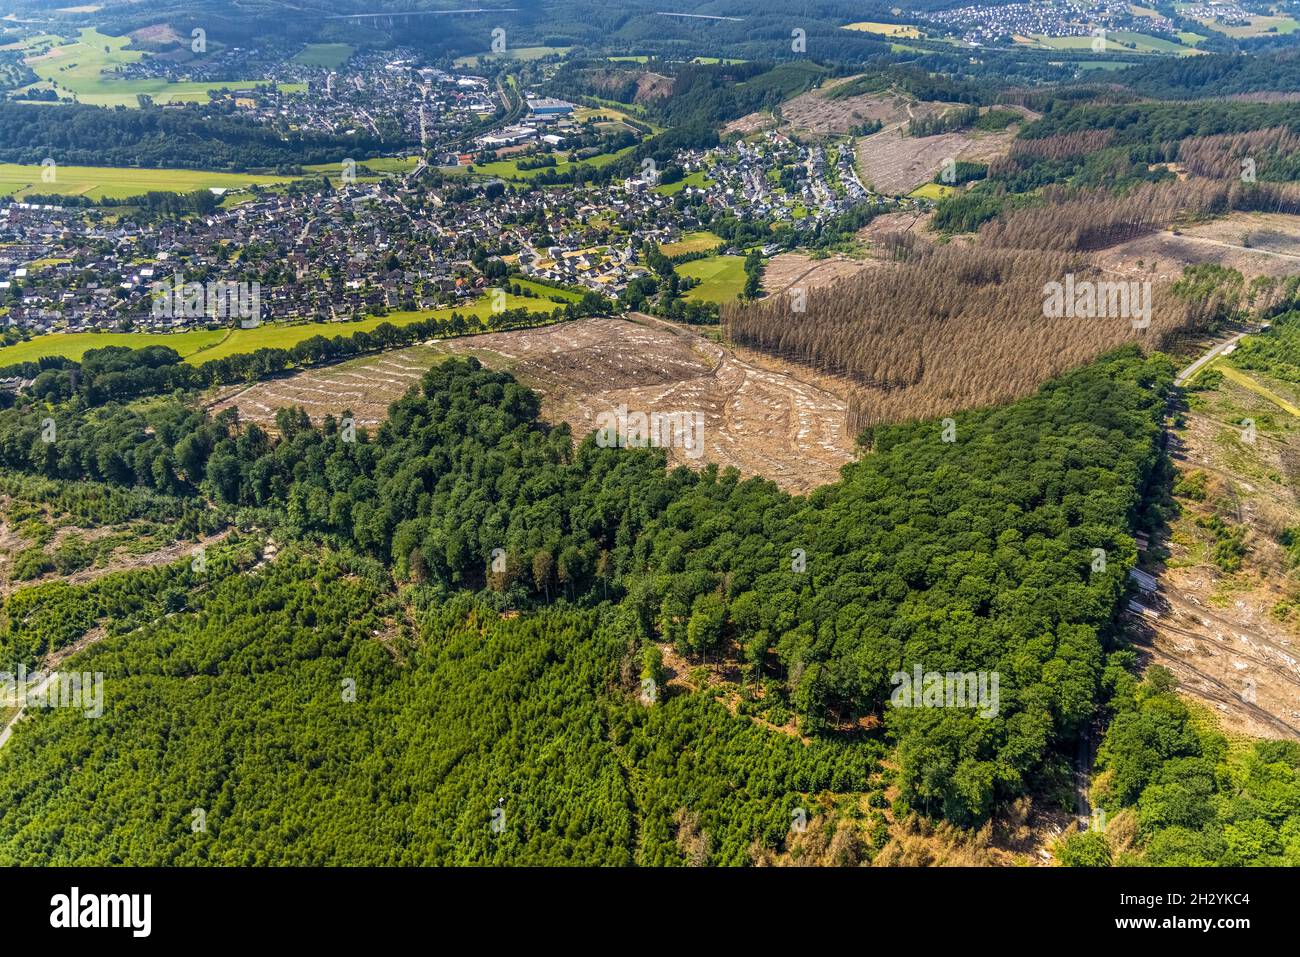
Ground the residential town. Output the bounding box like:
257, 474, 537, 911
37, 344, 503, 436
922, 0, 1177, 44
1, 106, 894, 335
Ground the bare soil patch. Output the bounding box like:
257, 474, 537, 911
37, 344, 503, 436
442, 315, 857, 492
209, 345, 443, 430
856, 124, 1015, 196
1094, 213, 1300, 282
760, 253, 873, 294
217, 318, 857, 492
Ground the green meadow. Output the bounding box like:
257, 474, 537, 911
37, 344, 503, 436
0, 294, 558, 367
0, 329, 226, 366
291, 43, 354, 69
0, 163, 298, 200
679, 255, 748, 303
659, 230, 722, 256
471, 145, 636, 181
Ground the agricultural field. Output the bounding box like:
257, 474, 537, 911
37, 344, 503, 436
301, 156, 421, 185
659, 229, 721, 256
184, 293, 552, 364
0, 329, 226, 366
0, 163, 298, 200
679, 255, 747, 303
291, 43, 354, 69
1025, 31, 1200, 54
16, 28, 292, 106
842, 22, 923, 38
453, 45, 572, 68
1189, 11, 1300, 37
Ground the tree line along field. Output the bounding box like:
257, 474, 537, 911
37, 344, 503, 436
16, 27, 298, 107
0, 293, 553, 367
0, 163, 299, 200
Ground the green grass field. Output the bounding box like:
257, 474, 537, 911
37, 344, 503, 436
453, 46, 572, 68
0, 294, 559, 367
184, 294, 554, 364
511, 279, 584, 303
679, 255, 747, 304
1190, 13, 1300, 38
0, 163, 298, 200
1029, 30, 1201, 55
471, 145, 635, 181
655, 170, 712, 196
0, 329, 226, 366
301, 156, 421, 186
659, 230, 722, 256
20, 28, 295, 106
909, 182, 957, 201
291, 43, 354, 69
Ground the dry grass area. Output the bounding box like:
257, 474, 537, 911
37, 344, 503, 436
857, 123, 1016, 196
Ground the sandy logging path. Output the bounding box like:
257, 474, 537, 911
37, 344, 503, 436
1128, 338, 1300, 740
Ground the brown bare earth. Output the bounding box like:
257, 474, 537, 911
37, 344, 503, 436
856, 123, 1016, 195
634, 72, 674, 103
216, 317, 858, 493
760, 252, 873, 294
130, 23, 184, 46
442, 314, 856, 491
765, 82, 914, 137
855, 209, 934, 246
1094, 213, 1300, 283
209, 345, 442, 428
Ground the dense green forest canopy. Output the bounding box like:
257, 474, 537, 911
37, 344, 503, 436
0, 348, 1174, 848
1058, 665, 1300, 866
